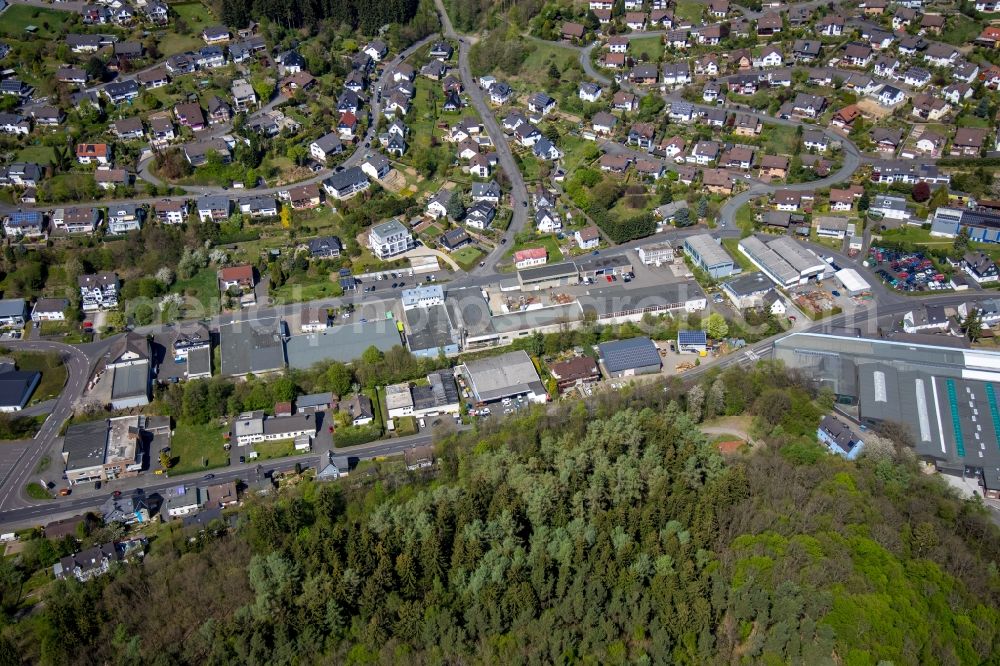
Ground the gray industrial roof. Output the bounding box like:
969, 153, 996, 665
412, 371, 460, 410
187, 346, 211, 377
597, 337, 661, 373
0, 370, 38, 409
518, 261, 578, 283
581, 283, 705, 318
0, 299, 26, 318
404, 303, 456, 353
684, 234, 733, 268
773, 332, 1000, 480
490, 303, 584, 334
723, 271, 773, 297
63, 420, 108, 470
576, 255, 631, 274
297, 392, 333, 409
445, 293, 495, 338
219, 318, 286, 376
462, 350, 543, 402
110, 363, 149, 400
738, 236, 799, 285
285, 320, 400, 368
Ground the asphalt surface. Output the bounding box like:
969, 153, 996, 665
0, 3, 982, 527
434, 0, 530, 273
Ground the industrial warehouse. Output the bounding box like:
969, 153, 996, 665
773, 332, 1000, 498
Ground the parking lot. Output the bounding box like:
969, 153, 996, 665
868, 246, 949, 293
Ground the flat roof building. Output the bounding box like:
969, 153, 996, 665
683, 234, 736, 279
285, 320, 400, 368
517, 261, 579, 290
738, 235, 825, 287
458, 350, 547, 404
580, 283, 707, 323
219, 318, 286, 377
404, 303, 458, 357
774, 332, 1000, 496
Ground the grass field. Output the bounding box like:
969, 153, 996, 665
759, 126, 800, 156
6, 351, 67, 404
451, 245, 485, 271
939, 15, 983, 47
673, 0, 705, 25
956, 114, 990, 129
253, 439, 297, 460
37, 321, 72, 337
25, 482, 51, 500
734, 203, 755, 237
169, 267, 220, 317
0, 6, 71, 38
629, 36, 663, 61
508, 234, 564, 261
17, 145, 56, 166
559, 135, 600, 172
519, 42, 580, 87
169, 422, 229, 475
722, 237, 754, 271
270, 277, 343, 305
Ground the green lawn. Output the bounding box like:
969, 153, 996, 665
722, 237, 754, 271
939, 15, 983, 47
508, 234, 564, 261
629, 36, 663, 61
169, 422, 229, 475
734, 203, 755, 237
5, 351, 67, 404
559, 135, 600, 172
0, 5, 71, 38
37, 321, 72, 337
519, 42, 580, 87
253, 439, 297, 460
25, 482, 52, 500
168, 267, 220, 318
17, 145, 56, 166
956, 114, 990, 129
673, 0, 705, 25
452, 245, 486, 271
759, 126, 800, 156
270, 277, 343, 305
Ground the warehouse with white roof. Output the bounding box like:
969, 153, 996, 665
835, 268, 871, 296
738, 235, 825, 287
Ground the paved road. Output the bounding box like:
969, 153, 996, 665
0, 340, 92, 511
0, 427, 446, 529
434, 0, 529, 274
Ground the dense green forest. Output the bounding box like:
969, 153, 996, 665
220, 0, 420, 33
3, 364, 1000, 664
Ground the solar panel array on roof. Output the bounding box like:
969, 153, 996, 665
677, 330, 708, 345
597, 337, 661, 373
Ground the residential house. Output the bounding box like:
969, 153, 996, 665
154, 200, 188, 225
53, 207, 100, 234
79, 272, 119, 310
576, 227, 600, 250
951, 128, 987, 156
368, 219, 414, 259
310, 132, 343, 163
196, 194, 231, 222
107, 204, 142, 234
76, 143, 110, 165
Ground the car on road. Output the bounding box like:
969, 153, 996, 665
479, 262, 485, 267
59, 488, 71, 496
522, 201, 527, 207
392, 282, 398, 288
94, 480, 102, 490
202, 474, 215, 480
831, 290, 841, 297
334, 165, 345, 173
239, 456, 245, 464
399, 281, 405, 287
112, 490, 121, 498
500, 238, 506, 244
592, 250, 600, 255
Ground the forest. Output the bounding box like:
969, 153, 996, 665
2, 363, 999, 665
219, 0, 420, 33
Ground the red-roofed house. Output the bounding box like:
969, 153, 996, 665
514, 247, 548, 269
